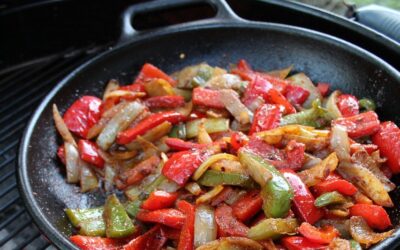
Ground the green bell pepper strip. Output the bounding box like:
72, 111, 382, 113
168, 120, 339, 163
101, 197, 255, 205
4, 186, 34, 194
280, 99, 328, 128
350, 239, 362, 250
124, 199, 142, 218
169, 123, 187, 139
197, 170, 257, 188
238, 151, 293, 218
314, 191, 346, 208
247, 218, 298, 240
359, 98, 376, 111
104, 194, 135, 238
185, 118, 229, 138
65, 207, 105, 236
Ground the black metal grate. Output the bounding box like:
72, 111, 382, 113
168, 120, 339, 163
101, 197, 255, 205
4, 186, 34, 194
0, 46, 104, 250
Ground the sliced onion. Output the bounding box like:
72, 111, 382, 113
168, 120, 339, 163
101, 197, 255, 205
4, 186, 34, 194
87, 102, 128, 139
225, 189, 247, 205
104, 90, 146, 100
288, 73, 322, 108
302, 153, 322, 170
196, 237, 263, 250
330, 125, 351, 162
196, 185, 224, 204
64, 142, 81, 183
194, 204, 217, 247
198, 123, 213, 144
352, 150, 395, 192
126, 121, 172, 150
317, 219, 351, 239
267, 65, 293, 79
136, 136, 160, 159
328, 238, 350, 250
158, 177, 180, 193
337, 161, 393, 207
175, 101, 193, 116
80, 163, 98, 192
103, 79, 120, 101
96, 101, 145, 150
109, 149, 138, 160
350, 216, 394, 248
193, 153, 239, 180
104, 163, 116, 192
297, 152, 338, 187
185, 182, 202, 196
205, 73, 245, 91
52, 104, 76, 146
220, 89, 253, 124
210, 159, 247, 175
325, 90, 342, 119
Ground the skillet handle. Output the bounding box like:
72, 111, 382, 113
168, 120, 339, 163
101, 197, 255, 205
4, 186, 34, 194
119, 0, 242, 44
355, 5, 400, 43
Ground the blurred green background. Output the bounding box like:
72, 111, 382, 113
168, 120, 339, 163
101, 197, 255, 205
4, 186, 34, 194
349, 0, 400, 9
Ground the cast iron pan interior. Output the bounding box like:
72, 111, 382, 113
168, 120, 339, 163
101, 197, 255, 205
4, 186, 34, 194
18, 1, 400, 249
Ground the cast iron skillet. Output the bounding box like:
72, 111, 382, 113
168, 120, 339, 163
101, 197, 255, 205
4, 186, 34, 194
18, 0, 400, 249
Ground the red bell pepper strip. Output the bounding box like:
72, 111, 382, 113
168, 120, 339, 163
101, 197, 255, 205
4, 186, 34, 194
285, 85, 310, 106
372, 121, 400, 173
230, 131, 249, 152
117, 111, 186, 144
63, 96, 102, 138
177, 200, 195, 250
250, 212, 266, 227
162, 226, 181, 240
298, 222, 339, 244
257, 73, 288, 93
232, 59, 288, 93
144, 95, 185, 109
119, 83, 146, 92
331, 111, 380, 138
336, 94, 359, 117
78, 139, 105, 168
244, 137, 304, 170
123, 225, 167, 250
162, 148, 215, 186
313, 177, 357, 196
241, 76, 273, 107
70, 235, 126, 250
349, 204, 392, 230
141, 191, 178, 210
57, 145, 66, 165
232, 190, 263, 222
211, 186, 235, 206
134, 63, 176, 85
280, 169, 324, 225
118, 155, 160, 189
188, 111, 207, 121
192, 87, 225, 109
136, 209, 185, 229
249, 104, 283, 135
231, 59, 254, 81
265, 88, 296, 114
165, 138, 201, 151
281, 236, 327, 250
215, 203, 249, 237
284, 140, 306, 171
316, 83, 330, 97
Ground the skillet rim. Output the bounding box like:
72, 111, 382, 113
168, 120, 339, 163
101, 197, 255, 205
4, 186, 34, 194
18, 21, 400, 250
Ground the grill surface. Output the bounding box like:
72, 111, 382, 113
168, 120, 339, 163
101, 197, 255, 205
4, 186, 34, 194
0, 46, 104, 249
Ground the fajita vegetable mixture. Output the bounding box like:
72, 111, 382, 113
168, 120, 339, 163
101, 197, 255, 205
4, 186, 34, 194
54, 60, 399, 250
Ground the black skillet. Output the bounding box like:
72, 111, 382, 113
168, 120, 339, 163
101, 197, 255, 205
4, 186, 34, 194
17, 0, 400, 249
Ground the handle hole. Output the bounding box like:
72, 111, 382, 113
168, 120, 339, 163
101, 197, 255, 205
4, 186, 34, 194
131, 3, 217, 31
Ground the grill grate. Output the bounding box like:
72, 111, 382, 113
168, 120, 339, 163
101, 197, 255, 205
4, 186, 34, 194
0, 46, 104, 249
